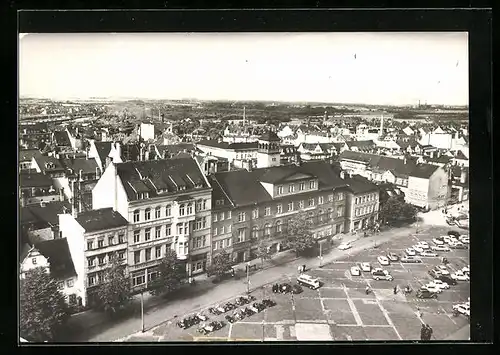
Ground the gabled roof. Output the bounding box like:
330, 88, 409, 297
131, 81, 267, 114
259, 130, 280, 142
454, 150, 468, 160
425, 155, 452, 164
76, 208, 128, 233
19, 149, 42, 162
116, 157, 208, 201
61, 157, 99, 174
345, 140, 376, 148
409, 163, 439, 179
21, 201, 72, 227
93, 141, 112, 165
211, 161, 349, 207
34, 238, 76, 279
343, 174, 379, 194
53, 131, 71, 146
33, 155, 65, 172
19, 172, 53, 188
197, 140, 258, 150
339, 151, 416, 177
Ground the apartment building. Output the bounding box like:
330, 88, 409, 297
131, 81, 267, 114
209, 160, 351, 263
196, 140, 258, 168
59, 208, 129, 306
91, 157, 212, 292
343, 173, 380, 232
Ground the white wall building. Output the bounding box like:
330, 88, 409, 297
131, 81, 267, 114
139, 123, 155, 141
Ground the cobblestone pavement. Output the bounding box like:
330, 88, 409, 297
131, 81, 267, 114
118, 225, 469, 342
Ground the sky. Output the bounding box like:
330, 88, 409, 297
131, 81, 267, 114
19, 32, 468, 106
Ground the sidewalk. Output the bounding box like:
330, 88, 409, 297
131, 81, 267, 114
444, 325, 470, 341
66, 224, 419, 342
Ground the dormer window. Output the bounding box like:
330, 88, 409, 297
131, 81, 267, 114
309, 180, 316, 189
216, 199, 224, 205
277, 186, 284, 195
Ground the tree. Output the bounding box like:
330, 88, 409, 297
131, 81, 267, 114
283, 213, 317, 257
20, 267, 70, 342
149, 248, 184, 296
95, 253, 131, 315
207, 249, 233, 279
254, 235, 273, 267
379, 196, 418, 226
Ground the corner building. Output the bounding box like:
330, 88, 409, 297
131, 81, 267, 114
208, 160, 353, 263
92, 157, 212, 293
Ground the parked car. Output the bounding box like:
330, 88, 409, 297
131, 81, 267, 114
338, 242, 352, 250
432, 238, 445, 245
291, 284, 303, 294
416, 241, 430, 249
451, 271, 470, 281
422, 284, 442, 294
297, 274, 321, 289
359, 262, 372, 272
452, 303, 470, 317
451, 242, 468, 250
448, 231, 461, 237
428, 269, 442, 278
459, 236, 469, 244
377, 256, 390, 266
387, 252, 399, 262
413, 245, 424, 253
462, 266, 470, 274
371, 268, 393, 281
429, 279, 450, 290
401, 255, 422, 263
405, 248, 416, 256
350, 266, 361, 276
437, 274, 458, 285
432, 245, 451, 252
435, 265, 450, 275
420, 251, 438, 257
416, 289, 438, 299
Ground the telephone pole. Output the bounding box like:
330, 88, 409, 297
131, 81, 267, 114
140, 291, 145, 332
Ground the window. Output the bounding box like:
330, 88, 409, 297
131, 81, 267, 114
88, 275, 96, 286
195, 218, 203, 230
132, 274, 145, 287
328, 194, 334, 202
277, 185, 284, 195
98, 255, 105, 265
118, 251, 125, 260
338, 192, 344, 201
179, 204, 185, 216
118, 234, 125, 243
196, 199, 203, 212
337, 206, 345, 217
108, 235, 114, 246
187, 203, 193, 214
213, 214, 218, 222
277, 204, 282, 214
299, 200, 304, 209
309, 180, 316, 189
213, 227, 218, 236
145, 208, 151, 221
134, 251, 141, 264
216, 199, 224, 205
252, 209, 259, 219
98, 239, 104, 248
221, 225, 225, 234
299, 182, 305, 191
184, 222, 189, 234
155, 246, 162, 258
202, 217, 207, 228
287, 202, 293, 212
237, 228, 245, 243
67, 279, 74, 288
227, 210, 231, 218
155, 226, 161, 239
264, 207, 271, 216
355, 197, 359, 204
318, 196, 324, 204
155, 206, 161, 218
145, 228, 151, 241
165, 244, 172, 253
308, 198, 315, 207
251, 226, 258, 239
165, 205, 171, 217
178, 224, 184, 235
319, 210, 324, 222
133, 210, 140, 222
165, 224, 171, 236
328, 208, 334, 219
276, 220, 283, 233
219, 212, 224, 221
288, 184, 295, 193
238, 212, 246, 222
264, 224, 271, 236
193, 235, 207, 249
227, 224, 232, 233
145, 248, 152, 261
87, 257, 95, 267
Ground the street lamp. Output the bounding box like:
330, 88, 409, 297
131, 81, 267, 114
140, 290, 145, 333
318, 242, 323, 268
246, 262, 250, 294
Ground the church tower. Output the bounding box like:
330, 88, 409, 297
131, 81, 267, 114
256, 130, 281, 169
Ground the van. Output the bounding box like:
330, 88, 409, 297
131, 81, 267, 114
297, 274, 321, 289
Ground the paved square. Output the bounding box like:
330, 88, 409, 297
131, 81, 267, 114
294, 298, 327, 321
353, 300, 389, 326
330, 325, 367, 340
320, 287, 348, 299
230, 323, 264, 340
295, 323, 333, 340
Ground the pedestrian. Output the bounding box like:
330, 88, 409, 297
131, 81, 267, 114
393, 285, 398, 295
302, 264, 306, 272
425, 324, 433, 340
298, 265, 302, 273
420, 324, 426, 341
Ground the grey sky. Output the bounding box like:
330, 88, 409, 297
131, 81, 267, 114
19, 32, 468, 106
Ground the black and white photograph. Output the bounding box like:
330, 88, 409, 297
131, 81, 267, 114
18, 31, 471, 343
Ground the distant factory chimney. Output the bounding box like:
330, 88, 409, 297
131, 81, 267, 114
379, 114, 384, 137
324, 111, 328, 124
243, 106, 246, 125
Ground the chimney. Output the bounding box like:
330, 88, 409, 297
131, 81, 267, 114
59, 188, 64, 201
460, 169, 467, 184
40, 200, 46, 208
96, 166, 100, 179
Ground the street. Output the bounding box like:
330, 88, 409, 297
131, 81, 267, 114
119, 224, 470, 342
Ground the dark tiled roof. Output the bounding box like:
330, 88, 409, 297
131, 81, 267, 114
19, 172, 53, 188
343, 174, 379, 194
339, 151, 416, 177
409, 163, 439, 179
19, 149, 42, 162
61, 157, 99, 174
21, 201, 72, 226
425, 155, 452, 164
53, 131, 71, 146
34, 238, 77, 279
454, 150, 468, 160
33, 155, 65, 173
197, 140, 258, 150
211, 161, 349, 207
345, 140, 376, 148
116, 157, 208, 201
396, 139, 420, 150
259, 130, 280, 142
76, 208, 128, 232
93, 141, 112, 165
